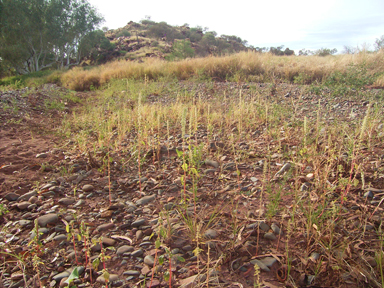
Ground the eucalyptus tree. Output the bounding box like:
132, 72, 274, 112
0, 0, 103, 74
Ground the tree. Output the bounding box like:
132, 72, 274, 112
342, 45, 357, 54
315, 47, 337, 56
298, 49, 313, 56
374, 35, 384, 51
0, 0, 103, 74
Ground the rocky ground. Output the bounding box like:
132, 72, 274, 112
0, 83, 384, 288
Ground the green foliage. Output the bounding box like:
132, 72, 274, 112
270, 46, 295, 56
324, 63, 373, 89
0, 70, 53, 88
63, 267, 79, 288
151, 41, 159, 47
116, 29, 131, 38
315, 47, 338, 56
166, 40, 195, 61
0, 204, 8, 217
147, 22, 184, 42
0, 0, 104, 74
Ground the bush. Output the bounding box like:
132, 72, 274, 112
116, 29, 131, 38
151, 41, 159, 47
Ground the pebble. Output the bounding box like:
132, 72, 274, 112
97, 223, 115, 232
363, 191, 374, 198
144, 255, 155, 267
274, 162, 291, 177
117, 245, 134, 255
36, 153, 48, 158
310, 252, 320, 261
136, 195, 156, 206
58, 198, 75, 206
19, 190, 37, 201
204, 229, 218, 239
271, 223, 282, 235
37, 213, 58, 227
132, 218, 146, 227
264, 232, 277, 240
53, 234, 67, 243
96, 274, 119, 284
82, 184, 94, 192
4, 192, 19, 201
131, 249, 144, 257
205, 159, 219, 168
101, 237, 116, 246
19, 220, 31, 227
259, 222, 270, 232
17, 201, 31, 210
123, 270, 140, 276
73, 199, 85, 207
250, 259, 270, 272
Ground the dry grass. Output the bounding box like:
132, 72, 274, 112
60, 50, 384, 91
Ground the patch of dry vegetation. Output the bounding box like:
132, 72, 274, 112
60, 50, 384, 91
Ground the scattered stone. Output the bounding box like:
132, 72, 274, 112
271, 223, 282, 235
250, 259, 270, 272
136, 195, 156, 206
58, 198, 75, 206
73, 199, 85, 207
364, 191, 374, 198
274, 163, 291, 177
19, 190, 37, 201
4, 192, 19, 201
36, 153, 48, 158
136, 230, 143, 240
101, 237, 116, 247
100, 210, 113, 218
164, 203, 174, 211
82, 184, 94, 192
259, 222, 270, 232
204, 229, 218, 239
310, 252, 320, 262
96, 274, 119, 284
258, 257, 277, 267
205, 159, 219, 168
264, 232, 277, 241
144, 255, 155, 267
117, 245, 134, 255
123, 270, 140, 276
17, 201, 31, 210
19, 220, 31, 227
37, 213, 58, 227
97, 223, 115, 232
131, 249, 144, 257
131, 218, 146, 227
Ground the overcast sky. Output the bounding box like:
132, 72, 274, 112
88, 0, 384, 53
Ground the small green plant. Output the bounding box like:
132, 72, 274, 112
64, 267, 79, 288
0, 204, 9, 217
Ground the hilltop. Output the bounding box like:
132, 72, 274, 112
81, 20, 250, 65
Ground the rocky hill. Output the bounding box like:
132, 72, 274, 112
81, 20, 250, 65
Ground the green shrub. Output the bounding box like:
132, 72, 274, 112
116, 29, 131, 38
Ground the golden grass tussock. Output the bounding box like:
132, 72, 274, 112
60, 50, 384, 91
